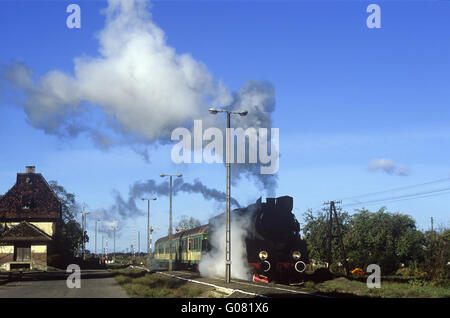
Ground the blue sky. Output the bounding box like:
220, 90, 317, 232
0, 0, 449, 253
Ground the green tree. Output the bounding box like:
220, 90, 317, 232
303, 207, 426, 275
47, 180, 88, 267
421, 228, 450, 279
48, 180, 78, 223
302, 208, 351, 267
344, 208, 424, 274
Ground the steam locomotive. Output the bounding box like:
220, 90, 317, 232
154, 195, 309, 284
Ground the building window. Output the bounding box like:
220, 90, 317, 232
15, 245, 31, 262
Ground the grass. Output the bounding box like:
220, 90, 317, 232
111, 268, 207, 298
111, 267, 450, 298
304, 276, 450, 298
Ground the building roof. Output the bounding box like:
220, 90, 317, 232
0, 221, 52, 242
0, 170, 61, 221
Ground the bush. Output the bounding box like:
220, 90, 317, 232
395, 266, 426, 278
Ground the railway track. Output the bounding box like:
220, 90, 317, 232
130, 266, 330, 298
159, 270, 331, 298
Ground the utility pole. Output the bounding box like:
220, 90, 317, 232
113, 225, 116, 262
138, 231, 140, 254
81, 212, 85, 257
209, 107, 248, 283
160, 174, 182, 271
169, 176, 173, 271
81, 210, 90, 260
323, 200, 349, 277
225, 111, 231, 283
95, 220, 97, 255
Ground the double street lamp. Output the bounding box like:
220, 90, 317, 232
141, 197, 157, 267
160, 173, 182, 271
209, 107, 248, 283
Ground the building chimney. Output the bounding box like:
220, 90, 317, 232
25, 166, 36, 173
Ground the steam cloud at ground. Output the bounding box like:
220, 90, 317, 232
199, 212, 253, 280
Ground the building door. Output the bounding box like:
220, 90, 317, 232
15, 246, 31, 262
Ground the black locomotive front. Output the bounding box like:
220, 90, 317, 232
234, 196, 309, 284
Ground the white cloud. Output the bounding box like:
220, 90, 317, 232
4, 0, 230, 143
368, 158, 411, 176
3, 0, 278, 193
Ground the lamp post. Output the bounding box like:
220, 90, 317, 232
209, 107, 248, 283
81, 211, 90, 260
141, 197, 157, 268
160, 173, 182, 271
113, 223, 117, 262
95, 219, 100, 256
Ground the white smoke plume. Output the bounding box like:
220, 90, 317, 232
229, 81, 278, 193
2, 0, 278, 193
199, 212, 253, 280
111, 177, 241, 219
3, 0, 227, 144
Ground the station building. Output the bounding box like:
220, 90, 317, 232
0, 166, 61, 271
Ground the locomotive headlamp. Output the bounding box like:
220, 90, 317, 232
292, 251, 301, 260
258, 251, 268, 260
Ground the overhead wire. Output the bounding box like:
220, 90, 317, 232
306, 177, 450, 212
338, 177, 450, 201
341, 186, 450, 208
359, 190, 450, 206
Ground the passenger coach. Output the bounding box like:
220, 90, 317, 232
154, 225, 208, 268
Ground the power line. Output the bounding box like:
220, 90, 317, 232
343, 186, 450, 207
342, 186, 450, 208
305, 177, 450, 213
338, 177, 450, 202
371, 190, 450, 206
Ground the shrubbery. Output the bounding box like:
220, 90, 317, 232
303, 207, 449, 279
